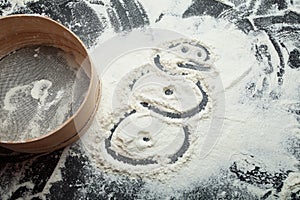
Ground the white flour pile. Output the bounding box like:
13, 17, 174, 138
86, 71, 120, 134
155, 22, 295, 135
80, 15, 300, 197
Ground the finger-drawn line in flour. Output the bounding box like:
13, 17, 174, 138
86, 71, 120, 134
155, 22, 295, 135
100, 48, 210, 165
266, 33, 286, 85
94, 47, 213, 170
104, 61, 208, 166
85, 28, 225, 178
160, 40, 212, 72
140, 81, 208, 119
167, 40, 211, 62
154, 54, 210, 73
105, 111, 191, 166
109, 109, 137, 138
168, 126, 190, 164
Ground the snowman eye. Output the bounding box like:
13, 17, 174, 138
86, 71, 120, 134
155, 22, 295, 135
181, 46, 189, 53
196, 46, 210, 61
143, 137, 150, 142
197, 52, 202, 57
164, 87, 174, 95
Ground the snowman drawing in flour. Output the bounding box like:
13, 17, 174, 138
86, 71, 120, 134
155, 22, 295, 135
95, 39, 223, 173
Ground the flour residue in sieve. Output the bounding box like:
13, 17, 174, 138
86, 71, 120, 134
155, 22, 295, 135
0, 45, 89, 141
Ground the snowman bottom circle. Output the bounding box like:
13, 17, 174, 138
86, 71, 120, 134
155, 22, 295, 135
106, 113, 190, 165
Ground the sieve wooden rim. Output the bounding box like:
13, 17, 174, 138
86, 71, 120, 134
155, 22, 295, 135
0, 15, 101, 153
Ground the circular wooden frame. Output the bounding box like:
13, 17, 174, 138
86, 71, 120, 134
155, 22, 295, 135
0, 15, 101, 153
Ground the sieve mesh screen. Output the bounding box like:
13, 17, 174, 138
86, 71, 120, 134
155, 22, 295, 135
0, 45, 90, 142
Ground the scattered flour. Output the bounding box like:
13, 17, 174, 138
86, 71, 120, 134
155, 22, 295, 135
0, 0, 38, 16
280, 173, 300, 199
138, 0, 193, 22
79, 15, 300, 197
0, 2, 295, 199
